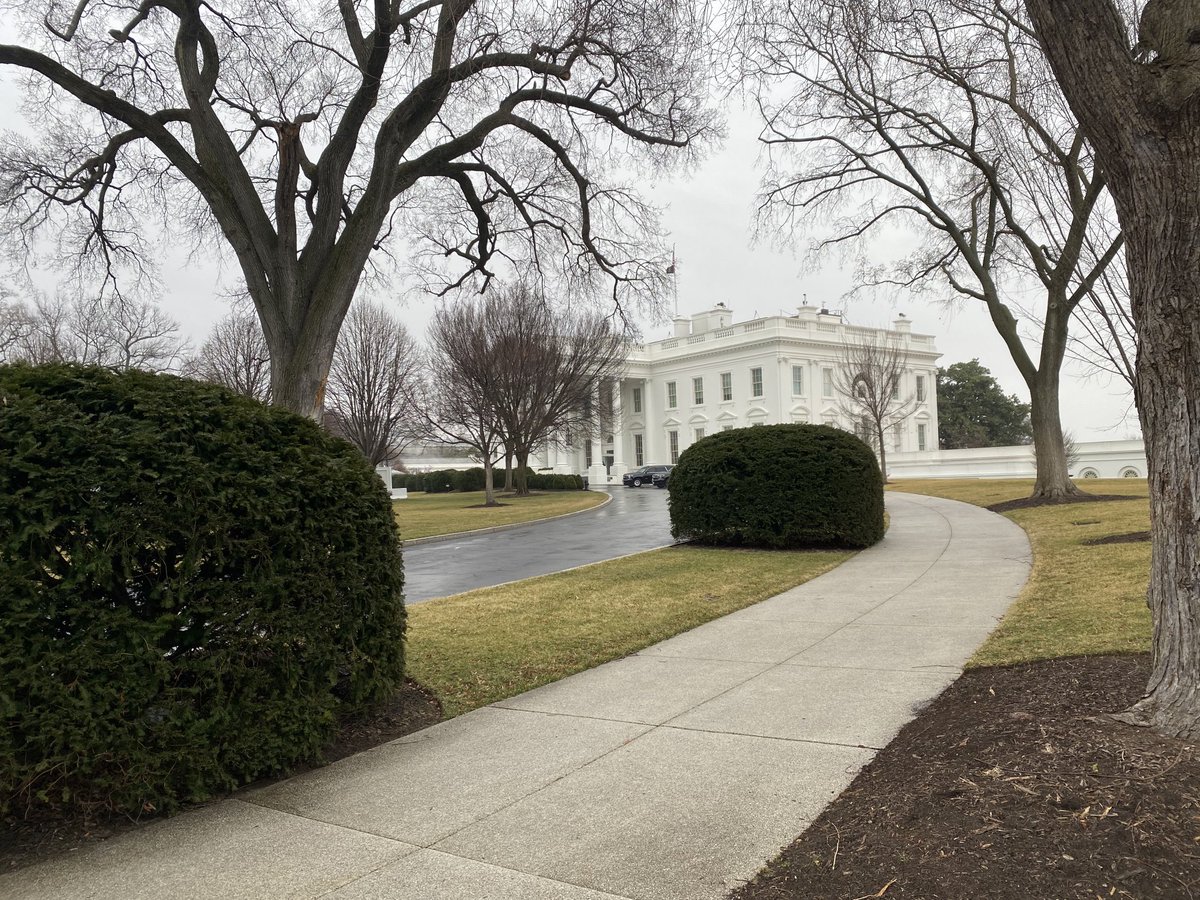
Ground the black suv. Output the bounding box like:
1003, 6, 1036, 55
622, 464, 672, 488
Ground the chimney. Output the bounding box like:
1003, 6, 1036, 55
690, 303, 732, 335
672, 315, 691, 338
893, 313, 912, 334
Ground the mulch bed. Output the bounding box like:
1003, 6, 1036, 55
988, 494, 1142, 513
732, 655, 1200, 900
1084, 532, 1151, 546
1, 678, 443, 874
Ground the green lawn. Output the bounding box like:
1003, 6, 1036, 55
394, 490, 606, 541
406, 545, 852, 717
891, 479, 1151, 667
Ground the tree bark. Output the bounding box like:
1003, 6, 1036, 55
483, 457, 498, 507
875, 422, 888, 484
1025, 0, 1200, 737
503, 445, 514, 492
1110, 155, 1200, 738
514, 447, 531, 497
1028, 371, 1079, 500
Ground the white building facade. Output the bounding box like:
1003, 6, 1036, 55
534, 304, 942, 484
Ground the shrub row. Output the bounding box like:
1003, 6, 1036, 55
668, 423, 884, 549
401, 468, 584, 493
0, 365, 406, 820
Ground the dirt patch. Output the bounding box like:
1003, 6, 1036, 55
988, 493, 1142, 513
731, 655, 1200, 900
1, 678, 443, 875
464, 502, 511, 509
1084, 531, 1151, 546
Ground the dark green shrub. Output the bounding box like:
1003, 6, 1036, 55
668, 424, 884, 549
392, 471, 405, 489
423, 468, 458, 493
0, 364, 406, 819
525, 472, 584, 491
455, 467, 487, 492
405, 473, 424, 492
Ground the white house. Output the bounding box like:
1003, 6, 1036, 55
534, 303, 942, 484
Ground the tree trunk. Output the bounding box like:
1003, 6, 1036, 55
503, 445, 514, 492
1028, 373, 1081, 500
514, 448, 531, 497
875, 422, 888, 484
483, 457, 498, 507
1108, 159, 1200, 739
1024, 0, 1200, 739
269, 336, 337, 420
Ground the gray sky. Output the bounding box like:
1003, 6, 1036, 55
0, 64, 1138, 440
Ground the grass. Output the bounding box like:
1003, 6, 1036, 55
405, 545, 852, 717
394, 489, 606, 541
890, 479, 1151, 668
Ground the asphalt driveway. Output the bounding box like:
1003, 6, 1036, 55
402, 486, 674, 603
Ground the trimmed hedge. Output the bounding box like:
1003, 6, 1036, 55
668, 424, 884, 549
403, 467, 584, 492
0, 364, 406, 819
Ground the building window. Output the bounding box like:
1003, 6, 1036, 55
917, 423, 927, 451
891, 379, 900, 401
585, 441, 593, 466
916, 375, 926, 402
632, 386, 642, 414
693, 376, 704, 405
634, 433, 644, 467
823, 368, 834, 398
722, 424, 734, 431
893, 424, 903, 451
669, 429, 679, 463
792, 365, 804, 395
694, 426, 706, 442
666, 381, 677, 409
721, 372, 733, 401
750, 367, 764, 398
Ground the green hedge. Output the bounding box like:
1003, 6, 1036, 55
668, 424, 884, 549
0, 365, 406, 819
403, 467, 583, 492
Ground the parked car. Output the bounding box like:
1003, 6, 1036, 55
652, 470, 670, 489
622, 464, 672, 488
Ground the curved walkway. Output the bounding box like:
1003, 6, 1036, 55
1, 492, 1031, 900
404, 486, 672, 603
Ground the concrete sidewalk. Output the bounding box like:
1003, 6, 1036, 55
2, 492, 1030, 900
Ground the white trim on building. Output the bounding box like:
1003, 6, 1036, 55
533, 304, 942, 484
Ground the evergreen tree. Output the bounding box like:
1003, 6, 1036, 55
937, 360, 1032, 449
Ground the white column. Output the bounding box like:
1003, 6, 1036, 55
642, 376, 661, 463
587, 382, 607, 485
611, 378, 627, 479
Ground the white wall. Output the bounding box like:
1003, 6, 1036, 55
887, 439, 1148, 480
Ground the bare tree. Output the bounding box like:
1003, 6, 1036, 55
1025, 0, 1200, 737
1068, 252, 1138, 393
421, 300, 506, 506
324, 301, 422, 467
9, 292, 185, 371
732, 0, 1123, 499
183, 309, 272, 402
833, 332, 918, 481
0, 0, 718, 418
484, 283, 627, 496
0, 288, 31, 363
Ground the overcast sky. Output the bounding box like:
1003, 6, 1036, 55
0, 64, 1138, 440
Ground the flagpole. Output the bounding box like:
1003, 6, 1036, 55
670, 245, 678, 316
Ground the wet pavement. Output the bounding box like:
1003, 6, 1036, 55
402, 486, 674, 603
